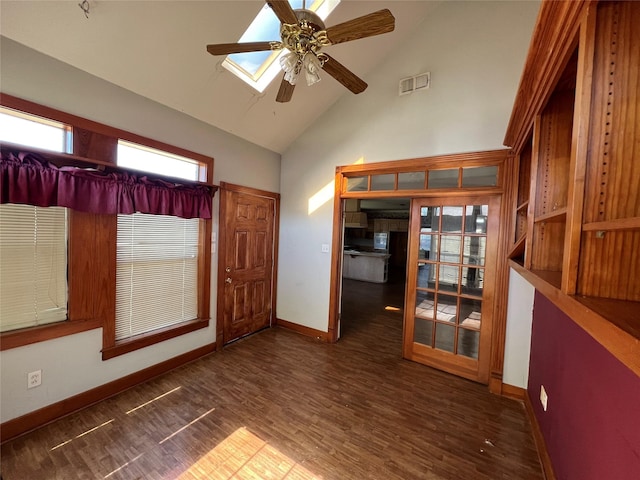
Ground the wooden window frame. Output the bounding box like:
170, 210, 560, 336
0, 94, 214, 356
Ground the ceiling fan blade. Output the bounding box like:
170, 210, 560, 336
325, 9, 395, 45
206, 41, 276, 56
266, 0, 298, 25
276, 76, 295, 103
321, 55, 367, 94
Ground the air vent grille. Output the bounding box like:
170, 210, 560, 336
398, 72, 431, 96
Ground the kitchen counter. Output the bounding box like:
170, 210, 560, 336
343, 250, 390, 283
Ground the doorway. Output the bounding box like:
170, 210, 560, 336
340, 198, 409, 340
328, 150, 509, 386
217, 182, 279, 345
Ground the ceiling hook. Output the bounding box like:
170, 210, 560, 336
78, 0, 90, 19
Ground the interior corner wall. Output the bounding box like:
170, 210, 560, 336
502, 268, 535, 388
528, 292, 640, 479
276, 1, 540, 332
0, 37, 280, 423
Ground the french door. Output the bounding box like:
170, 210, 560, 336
403, 195, 500, 383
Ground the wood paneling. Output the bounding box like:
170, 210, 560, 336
578, 230, 640, 301
583, 1, 640, 224
73, 127, 117, 163
534, 90, 574, 217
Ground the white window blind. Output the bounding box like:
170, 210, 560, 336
0, 205, 68, 332
116, 213, 199, 341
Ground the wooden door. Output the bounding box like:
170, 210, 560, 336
219, 184, 277, 344
403, 196, 500, 383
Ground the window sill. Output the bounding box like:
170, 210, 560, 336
0, 318, 102, 351
101, 318, 210, 360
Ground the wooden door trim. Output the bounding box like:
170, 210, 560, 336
217, 182, 280, 347
328, 151, 512, 389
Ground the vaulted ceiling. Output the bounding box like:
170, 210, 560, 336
0, 1, 440, 153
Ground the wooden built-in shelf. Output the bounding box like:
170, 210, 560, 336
509, 234, 526, 260
582, 217, 640, 232
516, 200, 529, 213
529, 269, 563, 289
576, 296, 640, 341
533, 207, 567, 224
510, 260, 640, 378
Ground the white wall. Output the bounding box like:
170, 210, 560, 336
277, 1, 540, 331
503, 268, 535, 388
0, 37, 280, 423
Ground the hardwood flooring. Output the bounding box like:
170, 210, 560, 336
1, 270, 543, 479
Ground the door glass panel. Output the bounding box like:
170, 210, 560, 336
415, 291, 435, 320
417, 263, 435, 289
434, 323, 455, 352
438, 265, 459, 293
436, 294, 457, 322
414, 318, 433, 346
421, 206, 438, 231
457, 329, 479, 359
440, 235, 461, 263
398, 171, 425, 190
461, 266, 483, 295
428, 169, 458, 189
409, 199, 492, 375
459, 298, 482, 327
462, 166, 498, 187
346, 176, 368, 192
441, 206, 464, 232
419, 234, 438, 260
463, 236, 486, 266
465, 205, 488, 234
371, 173, 395, 191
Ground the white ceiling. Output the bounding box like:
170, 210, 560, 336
0, 1, 439, 153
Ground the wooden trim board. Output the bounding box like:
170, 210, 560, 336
524, 391, 557, 480
275, 318, 331, 342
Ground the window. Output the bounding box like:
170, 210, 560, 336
103, 139, 211, 358
1, 96, 212, 354
116, 213, 199, 340
0, 205, 68, 332
223, 0, 341, 92
0, 106, 71, 336
117, 140, 201, 181
0, 106, 71, 153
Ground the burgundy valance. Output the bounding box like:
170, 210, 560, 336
0, 149, 212, 219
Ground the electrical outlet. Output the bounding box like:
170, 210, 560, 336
28, 370, 42, 389
540, 385, 548, 412
321, 244, 330, 253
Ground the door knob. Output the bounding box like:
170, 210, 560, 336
225, 277, 232, 284
225, 267, 231, 272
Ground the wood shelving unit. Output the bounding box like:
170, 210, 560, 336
505, 1, 640, 352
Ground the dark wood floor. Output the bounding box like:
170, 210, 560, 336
1, 270, 543, 479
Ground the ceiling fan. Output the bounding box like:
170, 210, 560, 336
206, 0, 395, 103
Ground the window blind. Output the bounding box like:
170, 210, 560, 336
115, 213, 199, 341
0, 204, 68, 332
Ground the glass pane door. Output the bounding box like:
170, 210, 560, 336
404, 196, 499, 383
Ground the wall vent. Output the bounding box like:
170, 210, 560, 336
398, 72, 431, 96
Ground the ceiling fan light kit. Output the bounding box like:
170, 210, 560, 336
206, 0, 395, 103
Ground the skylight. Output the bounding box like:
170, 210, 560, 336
222, 0, 340, 92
